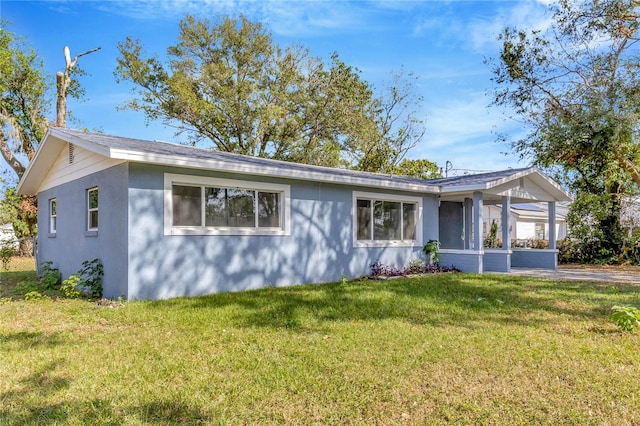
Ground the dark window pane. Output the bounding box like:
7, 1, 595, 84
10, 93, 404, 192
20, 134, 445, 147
172, 185, 201, 226
258, 192, 280, 228
403, 203, 416, 240
226, 189, 255, 227
374, 201, 401, 240
205, 187, 227, 226
89, 211, 98, 229
88, 188, 98, 209
356, 199, 371, 240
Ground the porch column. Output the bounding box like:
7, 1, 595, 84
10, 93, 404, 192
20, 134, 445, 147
548, 201, 557, 250
464, 198, 473, 249
501, 196, 511, 251
473, 192, 483, 251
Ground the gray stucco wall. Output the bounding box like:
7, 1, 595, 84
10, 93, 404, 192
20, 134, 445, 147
126, 164, 439, 299
37, 163, 129, 298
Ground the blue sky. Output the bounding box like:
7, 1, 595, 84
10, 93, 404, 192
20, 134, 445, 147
2, 0, 552, 175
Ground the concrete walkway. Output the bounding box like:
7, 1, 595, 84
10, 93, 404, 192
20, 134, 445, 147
506, 267, 640, 284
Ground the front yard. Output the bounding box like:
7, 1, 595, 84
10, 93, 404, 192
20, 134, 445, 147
1, 260, 639, 424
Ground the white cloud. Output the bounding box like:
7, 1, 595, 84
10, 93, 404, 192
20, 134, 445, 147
408, 91, 528, 172
469, 0, 554, 53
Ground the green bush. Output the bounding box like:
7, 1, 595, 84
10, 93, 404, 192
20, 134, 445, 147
77, 259, 103, 298
61, 274, 83, 299
24, 291, 48, 301
611, 305, 640, 332
37, 261, 61, 290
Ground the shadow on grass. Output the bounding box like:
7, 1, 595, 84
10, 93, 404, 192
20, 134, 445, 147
1, 360, 211, 425
145, 273, 640, 332
0, 331, 64, 351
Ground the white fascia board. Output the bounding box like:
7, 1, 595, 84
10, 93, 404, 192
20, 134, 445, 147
110, 149, 441, 194
51, 130, 112, 157
17, 129, 62, 195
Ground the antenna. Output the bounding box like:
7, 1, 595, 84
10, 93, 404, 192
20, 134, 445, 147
445, 161, 453, 177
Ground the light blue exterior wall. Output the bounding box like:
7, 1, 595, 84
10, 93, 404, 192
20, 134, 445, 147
37, 163, 129, 298
483, 250, 511, 273
124, 163, 440, 299
511, 249, 558, 270
439, 251, 482, 273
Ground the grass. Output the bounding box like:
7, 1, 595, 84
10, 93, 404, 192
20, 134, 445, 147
1, 259, 639, 425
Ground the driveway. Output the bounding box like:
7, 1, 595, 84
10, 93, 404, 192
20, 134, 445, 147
507, 266, 640, 284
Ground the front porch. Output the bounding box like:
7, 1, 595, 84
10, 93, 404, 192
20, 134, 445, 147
431, 168, 570, 274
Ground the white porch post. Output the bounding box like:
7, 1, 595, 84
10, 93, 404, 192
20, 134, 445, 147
548, 201, 557, 250
464, 198, 473, 249
501, 196, 511, 251
473, 192, 483, 251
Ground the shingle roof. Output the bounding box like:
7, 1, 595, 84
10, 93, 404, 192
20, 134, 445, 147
18, 127, 572, 202
427, 168, 533, 186
46, 128, 441, 191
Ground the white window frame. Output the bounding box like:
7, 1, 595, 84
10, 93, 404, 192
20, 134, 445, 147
49, 198, 57, 234
164, 173, 291, 236
352, 191, 423, 247
87, 187, 98, 231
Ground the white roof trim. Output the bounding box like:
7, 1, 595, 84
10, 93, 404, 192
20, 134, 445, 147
17, 128, 572, 202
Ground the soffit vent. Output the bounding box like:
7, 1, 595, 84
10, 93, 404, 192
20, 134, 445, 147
69, 143, 75, 164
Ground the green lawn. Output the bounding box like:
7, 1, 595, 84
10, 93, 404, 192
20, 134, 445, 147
1, 261, 639, 425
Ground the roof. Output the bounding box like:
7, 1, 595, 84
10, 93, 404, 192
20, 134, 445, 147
17, 127, 572, 203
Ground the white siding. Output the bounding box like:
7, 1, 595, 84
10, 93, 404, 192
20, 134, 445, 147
38, 143, 125, 192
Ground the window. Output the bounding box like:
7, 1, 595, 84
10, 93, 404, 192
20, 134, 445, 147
353, 191, 422, 247
49, 198, 57, 234
87, 187, 98, 231
165, 174, 290, 235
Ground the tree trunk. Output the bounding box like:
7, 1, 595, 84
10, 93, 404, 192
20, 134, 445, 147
18, 237, 34, 257
55, 71, 67, 127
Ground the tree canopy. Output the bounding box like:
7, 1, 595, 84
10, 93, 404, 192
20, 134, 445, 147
489, 0, 640, 261
115, 15, 426, 173
0, 21, 48, 180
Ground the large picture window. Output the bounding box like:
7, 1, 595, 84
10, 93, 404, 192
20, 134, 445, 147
165, 174, 290, 236
353, 191, 422, 247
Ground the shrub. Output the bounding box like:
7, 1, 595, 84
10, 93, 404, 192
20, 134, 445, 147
37, 261, 61, 290
59, 259, 104, 299
369, 259, 458, 278
77, 259, 104, 298
484, 220, 500, 248
61, 274, 83, 299
0, 244, 15, 272
611, 305, 640, 333
422, 240, 440, 264
24, 291, 48, 301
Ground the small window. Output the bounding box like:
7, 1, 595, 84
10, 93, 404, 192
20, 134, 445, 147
49, 198, 57, 234
353, 191, 422, 247
87, 187, 98, 231
165, 174, 290, 236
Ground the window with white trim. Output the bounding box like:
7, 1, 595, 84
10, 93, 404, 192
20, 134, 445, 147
353, 191, 422, 247
49, 198, 57, 234
165, 174, 290, 236
87, 187, 98, 231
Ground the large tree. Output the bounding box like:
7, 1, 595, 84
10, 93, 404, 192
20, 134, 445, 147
1, 21, 99, 255
0, 23, 48, 255
489, 0, 640, 260
115, 14, 425, 173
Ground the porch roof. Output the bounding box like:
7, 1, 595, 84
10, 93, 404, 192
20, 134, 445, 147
432, 167, 572, 203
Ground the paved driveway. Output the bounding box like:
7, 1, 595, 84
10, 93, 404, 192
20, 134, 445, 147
507, 267, 640, 284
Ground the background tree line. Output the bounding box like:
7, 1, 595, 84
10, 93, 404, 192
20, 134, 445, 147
1, 15, 439, 256
490, 0, 640, 264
